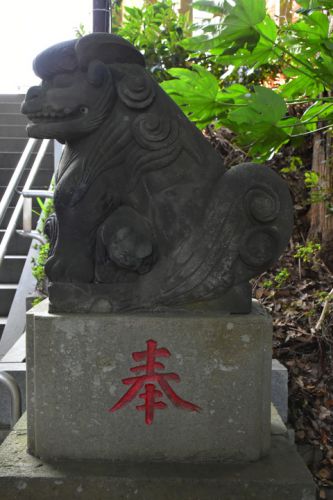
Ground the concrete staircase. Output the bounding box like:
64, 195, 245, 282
0, 94, 54, 343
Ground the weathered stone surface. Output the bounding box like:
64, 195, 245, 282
0, 413, 316, 500
27, 299, 271, 462
272, 359, 288, 423
48, 281, 252, 314
21, 34, 293, 314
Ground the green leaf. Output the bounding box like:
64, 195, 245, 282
161, 65, 225, 127
213, 14, 278, 68
230, 121, 290, 162
301, 101, 333, 131
228, 86, 287, 126
193, 0, 229, 16
292, 11, 329, 42
167, 65, 219, 97
215, 84, 248, 102
182, 0, 268, 56
297, 0, 333, 9
279, 74, 324, 99
277, 116, 303, 136
223, 0, 266, 30
256, 13, 278, 45
180, 34, 214, 52
221, 86, 290, 161
316, 54, 333, 86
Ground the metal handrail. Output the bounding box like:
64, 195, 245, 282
0, 372, 21, 428
19, 189, 54, 199
0, 138, 37, 226
0, 139, 50, 268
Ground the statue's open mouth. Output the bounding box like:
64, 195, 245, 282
27, 107, 87, 123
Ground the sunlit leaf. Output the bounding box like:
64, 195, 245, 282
301, 101, 333, 131
213, 14, 279, 68
292, 11, 329, 43
193, 0, 229, 16
228, 86, 287, 126
279, 74, 324, 99
297, 0, 333, 9
161, 65, 226, 127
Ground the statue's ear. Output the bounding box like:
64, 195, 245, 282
87, 60, 110, 87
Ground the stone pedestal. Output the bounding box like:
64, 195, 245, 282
0, 412, 316, 500
26, 300, 272, 462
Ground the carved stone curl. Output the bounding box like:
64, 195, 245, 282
21, 33, 293, 313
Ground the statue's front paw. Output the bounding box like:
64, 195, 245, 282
45, 254, 94, 283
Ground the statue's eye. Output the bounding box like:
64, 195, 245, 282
80, 106, 89, 115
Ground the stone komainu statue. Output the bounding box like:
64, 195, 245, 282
21, 34, 293, 313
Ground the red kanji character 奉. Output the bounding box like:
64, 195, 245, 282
109, 339, 201, 425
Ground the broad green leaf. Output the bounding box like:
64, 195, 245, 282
161, 66, 225, 127
222, 119, 291, 162
228, 86, 287, 126
180, 34, 215, 52
213, 15, 279, 68
301, 101, 333, 131
316, 55, 333, 86
297, 0, 333, 9
167, 65, 219, 98
223, 0, 266, 30
221, 0, 266, 49
221, 86, 290, 161
191, 0, 267, 54
215, 84, 248, 102
247, 125, 291, 161
277, 116, 306, 136
292, 11, 329, 43
256, 14, 278, 44
182, 1, 268, 55
279, 74, 324, 99
193, 0, 229, 16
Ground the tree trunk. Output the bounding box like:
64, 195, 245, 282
308, 130, 333, 271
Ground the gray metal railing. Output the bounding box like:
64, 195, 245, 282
0, 138, 37, 226
0, 138, 53, 429
0, 139, 50, 268
0, 372, 21, 428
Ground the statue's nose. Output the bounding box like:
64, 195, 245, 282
21, 85, 43, 114
25, 86, 42, 101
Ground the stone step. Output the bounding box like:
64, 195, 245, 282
0, 125, 30, 138
0, 412, 316, 500
0, 285, 17, 316
0, 113, 27, 126
0, 256, 26, 284
0, 138, 49, 153
0, 94, 24, 104
0, 102, 23, 114
0, 151, 54, 170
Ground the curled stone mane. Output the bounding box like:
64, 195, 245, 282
21, 33, 293, 314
